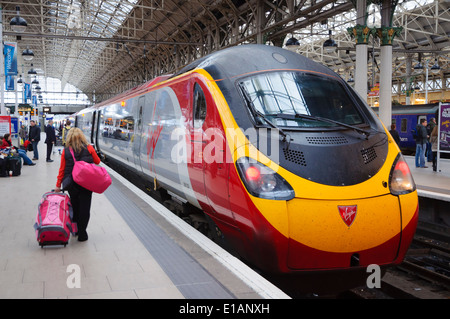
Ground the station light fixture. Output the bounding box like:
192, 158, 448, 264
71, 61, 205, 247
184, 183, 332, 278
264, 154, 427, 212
414, 61, 423, 70
286, 37, 300, 47
28, 64, 37, 75
323, 30, 337, 53
285, 37, 300, 52
430, 58, 440, 74
10, 6, 28, 33
414, 53, 423, 72
347, 73, 354, 83
22, 47, 34, 61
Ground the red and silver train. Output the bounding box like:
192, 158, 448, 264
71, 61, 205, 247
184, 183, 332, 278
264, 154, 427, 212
75, 44, 418, 275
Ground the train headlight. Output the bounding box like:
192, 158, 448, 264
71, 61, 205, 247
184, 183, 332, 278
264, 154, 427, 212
389, 153, 416, 195
236, 157, 295, 200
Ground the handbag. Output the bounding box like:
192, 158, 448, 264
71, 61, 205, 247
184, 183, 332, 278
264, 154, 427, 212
25, 140, 33, 151
70, 147, 112, 194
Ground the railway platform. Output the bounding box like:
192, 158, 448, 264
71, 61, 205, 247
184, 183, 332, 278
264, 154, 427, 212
404, 155, 450, 202
0, 134, 289, 299
404, 155, 450, 240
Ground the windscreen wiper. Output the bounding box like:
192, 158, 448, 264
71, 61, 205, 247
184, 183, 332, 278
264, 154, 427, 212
239, 85, 292, 144
273, 113, 372, 139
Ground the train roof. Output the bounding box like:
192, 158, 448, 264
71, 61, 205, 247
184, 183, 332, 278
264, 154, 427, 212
174, 44, 339, 82
84, 74, 173, 111
83, 44, 342, 113
372, 103, 439, 115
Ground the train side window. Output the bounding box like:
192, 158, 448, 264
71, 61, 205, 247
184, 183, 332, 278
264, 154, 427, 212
401, 118, 407, 133
193, 83, 207, 128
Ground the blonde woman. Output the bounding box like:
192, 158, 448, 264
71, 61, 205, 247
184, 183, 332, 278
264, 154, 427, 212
55, 128, 100, 241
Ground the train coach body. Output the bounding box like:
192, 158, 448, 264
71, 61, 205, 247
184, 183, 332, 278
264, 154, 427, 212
75, 45, 418, 274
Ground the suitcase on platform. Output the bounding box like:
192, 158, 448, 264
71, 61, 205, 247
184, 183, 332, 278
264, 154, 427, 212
6, 156, 21, 176
34, 191, 76, 247
0, 157, 7, 177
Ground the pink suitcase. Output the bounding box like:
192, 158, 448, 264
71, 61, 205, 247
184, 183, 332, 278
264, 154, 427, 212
34, 191, 76, 247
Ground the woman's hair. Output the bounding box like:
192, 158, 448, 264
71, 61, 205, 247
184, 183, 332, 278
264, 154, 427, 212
66, 127, 88, 153
3, 133, 10, 140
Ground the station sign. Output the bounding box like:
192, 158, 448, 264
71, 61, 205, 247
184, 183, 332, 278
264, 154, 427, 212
18, 104, 33, 112
0, 116, 11, 136
4, 42, 18, 76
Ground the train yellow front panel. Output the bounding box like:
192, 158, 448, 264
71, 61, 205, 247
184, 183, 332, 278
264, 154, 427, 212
286, 195, 401, 253
399, 191, 419, 228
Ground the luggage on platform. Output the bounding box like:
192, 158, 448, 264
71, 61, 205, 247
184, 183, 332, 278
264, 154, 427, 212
0, 158, 7, 177
34, 191, 76, 247
6, 156, 21, 176
24, 140, 33, 152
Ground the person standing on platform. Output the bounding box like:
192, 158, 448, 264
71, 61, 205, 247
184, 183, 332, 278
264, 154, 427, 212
45, 120, 56, 162
430, 125, 438, 172
29, 120, 41, 160
415, 118, 429, 168
19, 125, 28, 144
426, 117, 436, 162
54, 128, 101, 242
62, 120, 72, 146
389, 123, 401, 146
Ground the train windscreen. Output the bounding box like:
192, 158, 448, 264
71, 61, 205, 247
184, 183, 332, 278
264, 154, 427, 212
239, 71, 365, 128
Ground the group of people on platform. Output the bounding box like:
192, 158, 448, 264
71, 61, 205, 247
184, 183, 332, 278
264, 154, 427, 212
413, 117, 438, 172
0, 119, 73, 177
0, 119, 93, 242
389, 118, 438, 172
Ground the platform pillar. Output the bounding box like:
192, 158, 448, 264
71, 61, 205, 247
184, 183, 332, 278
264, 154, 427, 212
348, 25, 374, 103
373, 0, 402, 128
375, 26, 402, 128
405, 55, 413, 105
347, 0, 374, 103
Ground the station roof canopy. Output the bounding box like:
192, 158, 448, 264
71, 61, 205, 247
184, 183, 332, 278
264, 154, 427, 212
2, 0, 449, 105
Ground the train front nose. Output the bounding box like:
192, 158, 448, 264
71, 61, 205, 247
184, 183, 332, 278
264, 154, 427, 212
285, 195, 413, 270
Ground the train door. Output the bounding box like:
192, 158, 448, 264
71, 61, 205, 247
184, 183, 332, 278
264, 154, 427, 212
192, 79, 234, 225
93, 110, 100, 151
417, 114, 427, 125
91, 111, 97, 146
133, 96, 145, 173
415, 114, 428, 137
189, 82, 209, 207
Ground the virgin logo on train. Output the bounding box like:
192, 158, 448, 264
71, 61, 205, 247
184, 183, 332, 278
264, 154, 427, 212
338, 205, 358, 227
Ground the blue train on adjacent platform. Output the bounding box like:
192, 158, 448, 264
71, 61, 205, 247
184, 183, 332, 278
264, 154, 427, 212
373, 103, 439, 153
